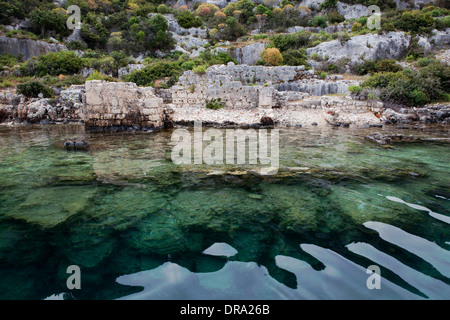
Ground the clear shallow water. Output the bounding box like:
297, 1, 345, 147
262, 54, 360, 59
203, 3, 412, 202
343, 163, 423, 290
0, 124, 449, 300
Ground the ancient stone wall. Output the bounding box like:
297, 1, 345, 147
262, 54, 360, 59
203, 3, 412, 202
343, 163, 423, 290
166, 63, 363, 111
84, 81, 164, 130
170, 64, 313, 109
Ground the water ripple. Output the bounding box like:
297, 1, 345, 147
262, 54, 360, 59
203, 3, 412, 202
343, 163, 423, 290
363, 221, 450, 278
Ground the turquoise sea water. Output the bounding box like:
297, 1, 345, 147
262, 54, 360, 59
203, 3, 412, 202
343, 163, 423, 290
0, 124, 448, 300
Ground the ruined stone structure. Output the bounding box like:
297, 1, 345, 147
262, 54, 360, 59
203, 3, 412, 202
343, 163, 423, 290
1, 64, 382, 129
167, 63, 357, 110
84, 81, 164, 131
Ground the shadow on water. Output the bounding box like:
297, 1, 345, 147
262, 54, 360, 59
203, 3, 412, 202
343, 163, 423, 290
0, 124, 448, 299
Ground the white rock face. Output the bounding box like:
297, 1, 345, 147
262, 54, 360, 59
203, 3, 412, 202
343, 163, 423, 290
337, 2, 368, 20
436, 48, 450, 65
429, 28, 450, 48
276, 79, 357, 96
300, 0, 326, 10
118, 64, 146, 78
0, 36, 68, 60
23, 100, 49, 121
306, 32, 411, 64
233, 42, 266, 65
65, 28, 88, 47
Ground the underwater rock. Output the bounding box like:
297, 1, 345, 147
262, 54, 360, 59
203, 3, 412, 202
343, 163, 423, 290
169, 188, 277, 234
126, 213, 190, 255
65, 226, 116, 268
64, 140, 90, 150
8, 186, 97, 228
86, 186, 168, 231
364, 132, 419, 145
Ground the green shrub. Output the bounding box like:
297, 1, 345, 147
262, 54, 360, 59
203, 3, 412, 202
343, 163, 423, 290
320, 0, 337, 9
282, 48, 309, 67
86, 70, 116, 81
438, 16, 450, 29
327, 10, 345, 24
80, 13, 109, 49
181, 61, 196, 70
355, 59, 401, 75
41, 74, 85, 87
357, 16, 368, 26
362, 71, 404, 89
394, 11, 435, 34
362, 61, 450, 106
5, 29, 39, 40
416, 57, 434, 67
66, 41, 87, 50
0, 1, 21, 24
310, 16, 328, 28
123, 61, 182, 87
30, 8, 70, 37
176, 10, 203, 29
193, 65, 208, 74
0, 54, 18, 71
270, 31, 312, 52
22, 51, 85, 77
17, 81, 53, 98
375, 59, 402, 73
107, 15, 174, 55
326, 63, 339, 73
0, 80, 13, 88
219, 17, 247, 41
310, 53, 324, 61
205, 98, 225, 110
348, 85, 362, 94
199, 51, 238, 65
157, 4, 170, 14
319, 72, 327, 79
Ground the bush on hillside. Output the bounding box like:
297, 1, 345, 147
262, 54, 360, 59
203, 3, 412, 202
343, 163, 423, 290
17, 81, 53, 98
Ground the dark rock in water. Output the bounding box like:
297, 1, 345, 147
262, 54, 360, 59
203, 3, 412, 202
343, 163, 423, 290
365, 132, 420, 145
64, 140, 90, 150
64, 141, 75, 148
311, 122, 318, 126
260, 116, 274, 126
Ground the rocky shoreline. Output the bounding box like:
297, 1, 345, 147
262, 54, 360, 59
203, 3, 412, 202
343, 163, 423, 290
1, 84, 449, 131
1, 64, 449, 131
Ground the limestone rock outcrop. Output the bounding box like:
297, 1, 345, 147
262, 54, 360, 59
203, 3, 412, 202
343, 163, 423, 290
336, 2, 368, 20
233, 42, 266, 66
0, 36, 68, 60
306, 32, 411, 64
84, 81, 164, 130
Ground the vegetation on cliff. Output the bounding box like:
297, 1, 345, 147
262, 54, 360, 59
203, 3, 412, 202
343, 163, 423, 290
0, 0, 449, 107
